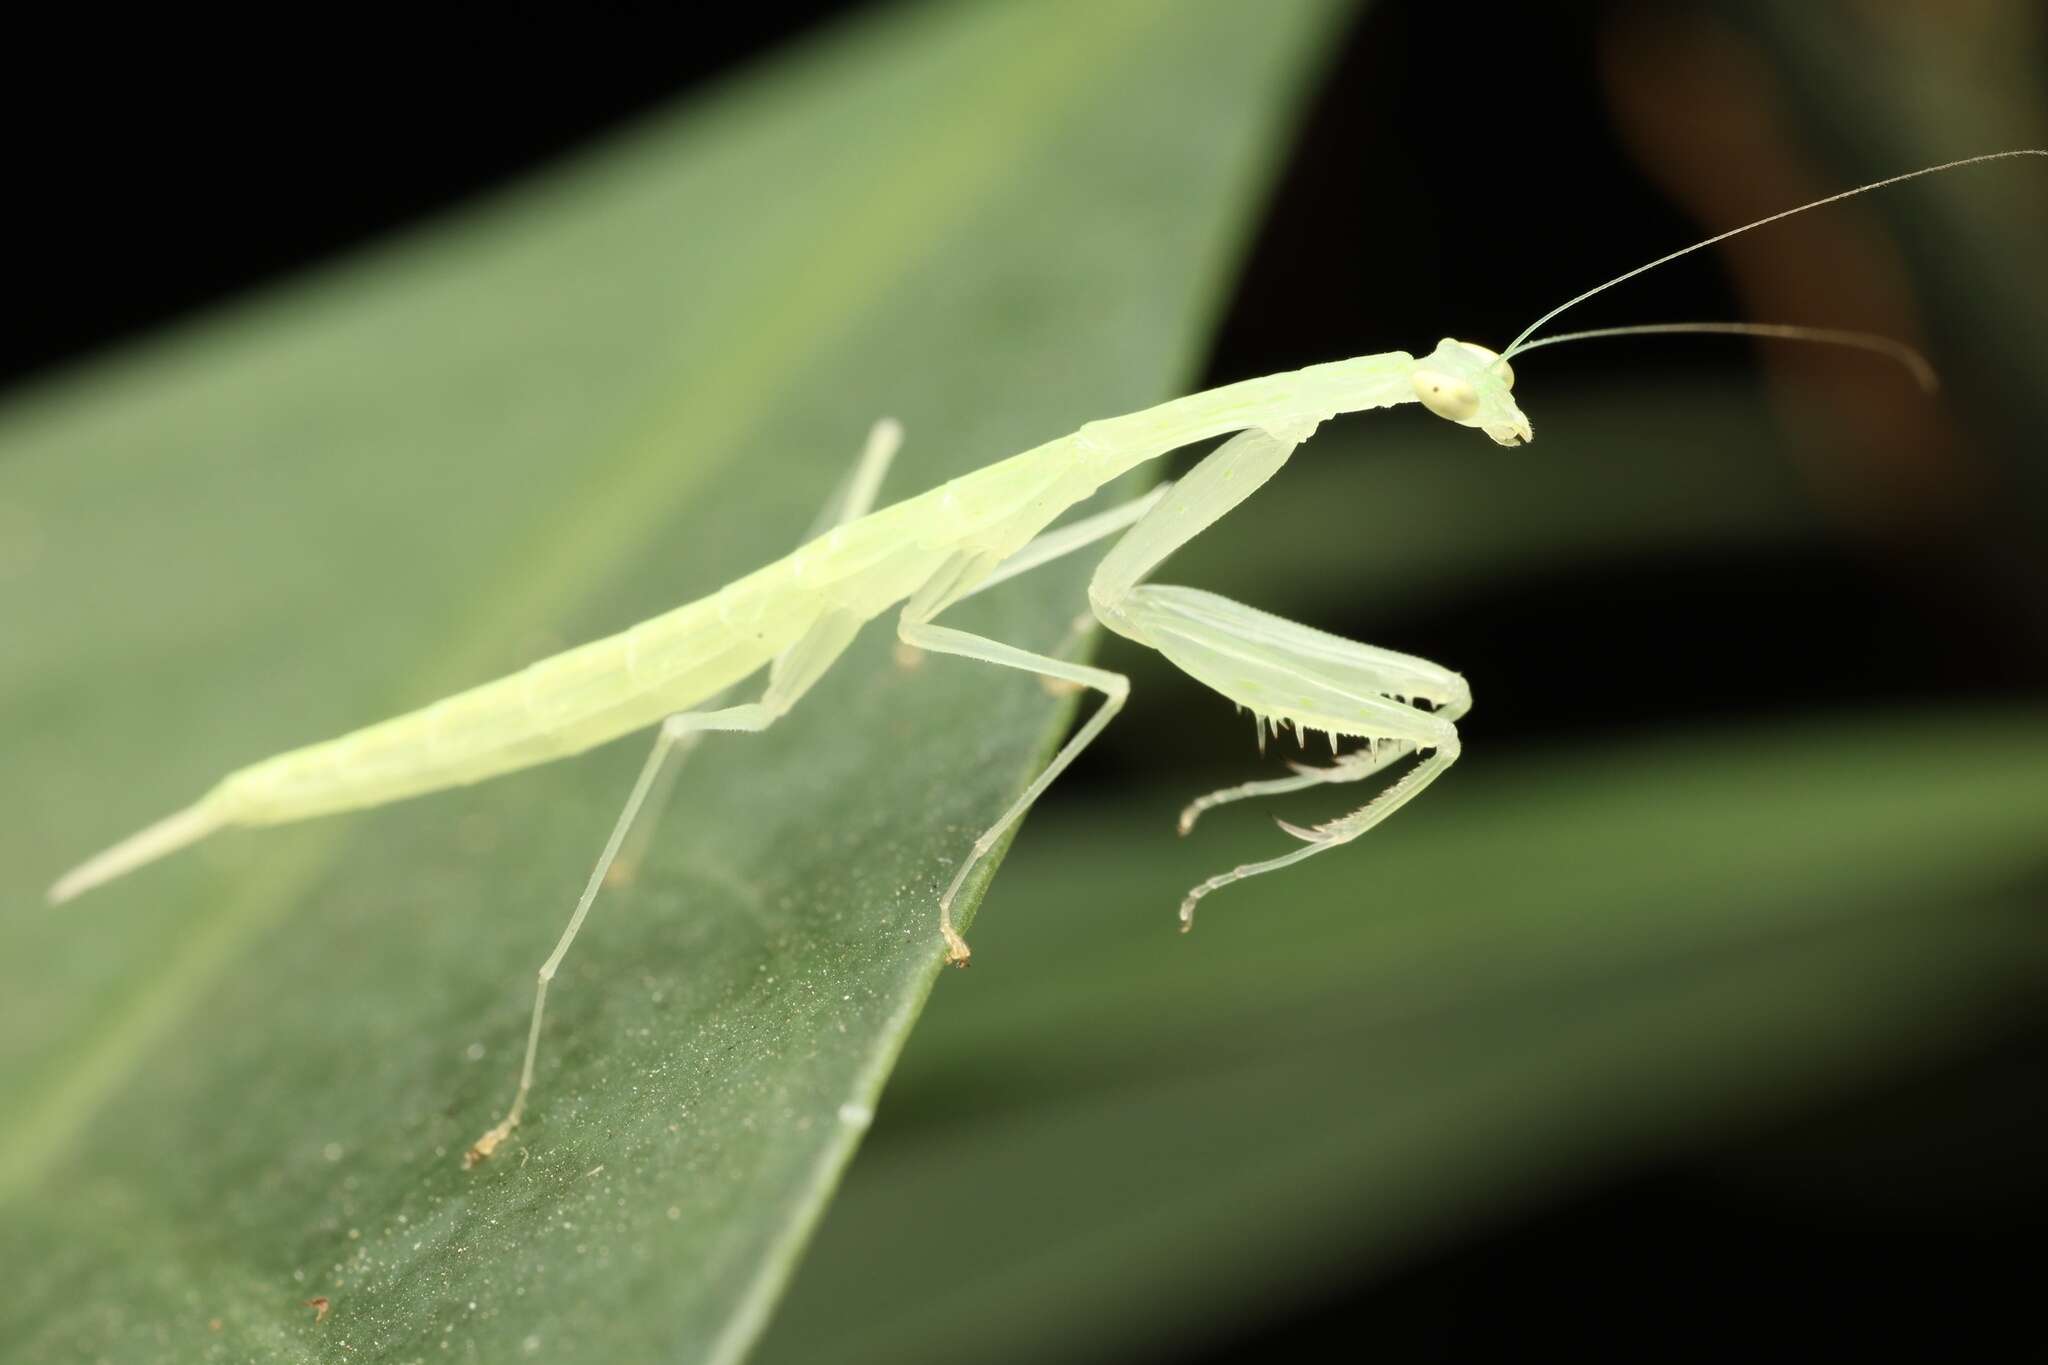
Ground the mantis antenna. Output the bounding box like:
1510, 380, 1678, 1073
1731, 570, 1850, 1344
1509, 321, 1939, 392
1501, 148, 2047, 362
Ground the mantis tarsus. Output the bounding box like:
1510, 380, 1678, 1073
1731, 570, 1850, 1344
48, 149, 2042, 1165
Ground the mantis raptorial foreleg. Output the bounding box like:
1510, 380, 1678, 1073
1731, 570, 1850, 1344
1123, 589, 1468, 926
1172, 607, 1471, 834
1084, 423, 1469, 927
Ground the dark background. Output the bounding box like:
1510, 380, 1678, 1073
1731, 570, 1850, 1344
9, 3, 2043, 1360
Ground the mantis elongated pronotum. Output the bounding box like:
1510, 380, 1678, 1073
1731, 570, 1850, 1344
49, 150, 2041, 1165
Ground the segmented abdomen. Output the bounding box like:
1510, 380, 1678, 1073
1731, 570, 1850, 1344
214, 588, 793, 824
208, 434, 1090, 827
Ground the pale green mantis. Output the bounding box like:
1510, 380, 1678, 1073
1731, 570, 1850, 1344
48, 149, 2041, 1165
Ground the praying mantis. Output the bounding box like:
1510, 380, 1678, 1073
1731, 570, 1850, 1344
47, 149, 2041, 1166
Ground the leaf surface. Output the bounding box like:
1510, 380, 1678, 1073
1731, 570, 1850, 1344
0, 2, 1348, 1359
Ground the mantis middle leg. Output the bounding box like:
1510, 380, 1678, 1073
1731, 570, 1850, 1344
896, 550, 1131, 965
907, 478, 1173, 694
881, 483, 1184, 962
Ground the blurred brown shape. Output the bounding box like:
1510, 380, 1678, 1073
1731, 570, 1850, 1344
1597, 8, 1984, 543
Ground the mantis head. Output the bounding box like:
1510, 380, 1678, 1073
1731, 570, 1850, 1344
1411, 338, 1530, 447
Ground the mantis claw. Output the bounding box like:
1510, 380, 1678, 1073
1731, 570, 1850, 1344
464, 1116, 516, 1169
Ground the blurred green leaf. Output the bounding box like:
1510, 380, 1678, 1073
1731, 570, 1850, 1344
0, 1, 1349, 1359
760, 708, 2048, 1365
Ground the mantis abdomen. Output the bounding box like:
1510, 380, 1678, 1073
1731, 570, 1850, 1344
213, 448, 1088, 825
220, 611, 779, 824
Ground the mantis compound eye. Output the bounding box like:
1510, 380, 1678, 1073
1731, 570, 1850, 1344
1453, 339, 1514, 389
1411, 367, 1480, 421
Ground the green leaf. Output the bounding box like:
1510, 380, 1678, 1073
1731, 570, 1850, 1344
0, 1, 1348, 1359
758, 709, 2048, 1365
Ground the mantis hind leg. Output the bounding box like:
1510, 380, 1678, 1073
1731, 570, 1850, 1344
466, 609, 861, 1167
467, 421, 898, 1166
802, 415, 904, 538
607, 417, 905, 888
